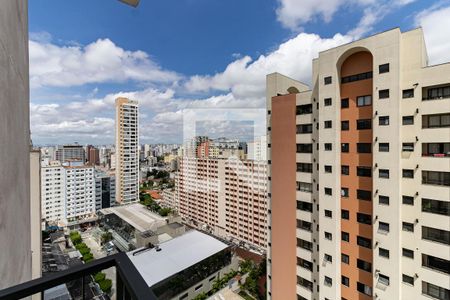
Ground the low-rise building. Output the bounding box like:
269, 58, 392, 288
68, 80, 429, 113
128, 230, 238, 300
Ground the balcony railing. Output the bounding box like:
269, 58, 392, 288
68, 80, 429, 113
0, 252, 156, 300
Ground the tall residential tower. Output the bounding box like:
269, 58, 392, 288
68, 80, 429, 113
115, 97, 139, 204
267, 28, 450, 300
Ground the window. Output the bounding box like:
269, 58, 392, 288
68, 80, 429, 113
379, 195, 390, 205
357, 282, 372, 296
422, 142, 450, 157
297, 124, 313, 134
422, 198, 450, 216
341, 187, 349, 197
324, 98, 332, 106
324, 187, 332, 195
297, 238, 313, 251
357, 236, 371, 248
297, 276, 313, 291
379, 248, 390, 258
422, 254, 450, 274
424, 85, 450, 100
324, 210, 332, 218
378, 274, 390, 286
402, 195, 414, 205
402, 222, 414, 232
341, 71, 373, 84
357, 259, 372, 272
379, 169, 390, 178
297, 201, 313, 212
297, 220, 312, 232
402, 143, 414, 152
403, 116, 414, 125
341, 231, 350, 242
341, 143, 349, 153
324, 276, 332, 287
422, 171, 450, 186
341, 120, 349, 130
342, 276, 350, 287
422, 113, 450, 128
297, 143, 313, 153
356, 119, 372, 130
402, 274, 414, 286
379, 143, 389, 152
341, 253, 349, 264
378, 222, 390, 233
296, 104, 313, 115
357, 166, 372, 177
379, 116, 390, 125
402, 248, 414, 259
324, 143, 332, 151
324, 165, 332, 173
297, 257, 313, 271
341, 165, 349, 175
402, 89, 414, 98
341, 209, 349, 220
324, 76, 332, 85
297, 182, 312, 193
422, 281, 449, 300
357, 189, 371, 201
341, 98, 349, 108
324, 120, 332, 128
422, 226, 450, 245
195, 284, 203, 291
402, 169, 414, 178
297, 163, 313, 173
357, 143, 371, 153
379, 63, 389, 73
379, 89, 390, 99
357, 95, 372, 106
179, 293, 188, 300
325, 232, 332, 240
357, 213, 372, 225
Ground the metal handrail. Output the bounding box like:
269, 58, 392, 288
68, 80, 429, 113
0, 252, 156, 300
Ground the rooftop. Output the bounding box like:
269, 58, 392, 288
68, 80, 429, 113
127, 230, 229, 287
101, 203, 167, 232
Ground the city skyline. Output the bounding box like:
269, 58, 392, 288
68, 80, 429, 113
28, 0, 450, 145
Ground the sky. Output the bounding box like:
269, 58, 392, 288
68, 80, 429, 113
29, 0, 450, 145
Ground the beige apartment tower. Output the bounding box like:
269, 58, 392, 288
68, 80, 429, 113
115, 97, 139, 204
267, 28, 450, 300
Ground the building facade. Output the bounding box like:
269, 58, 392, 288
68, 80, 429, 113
247, 135, 267, 161
41, 161, 96, 225
115, 97, 139, 204
267, 28, 450, 300
95, 172, 116, 210
177, 157, 268, 249
55, 144, 85, 163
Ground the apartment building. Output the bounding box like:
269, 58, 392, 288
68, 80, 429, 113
267, 28, 450, 300
95, 171, 116, 210
115, 97, 139, 204
41, 161, 96, 225
177, 157, 268, 249
55, 144, 85, 163
247, 135, 267, 161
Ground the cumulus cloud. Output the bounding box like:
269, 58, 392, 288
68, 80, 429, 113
29, 35, 181, 88
184, 32, 352, 97
416, 4, 450, 65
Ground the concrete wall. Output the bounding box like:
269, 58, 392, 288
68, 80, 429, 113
0, 0, 32, 289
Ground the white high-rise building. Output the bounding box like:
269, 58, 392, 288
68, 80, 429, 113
41, 161, 96, 225
247, 135, 267, 161
115, 97, 139, 204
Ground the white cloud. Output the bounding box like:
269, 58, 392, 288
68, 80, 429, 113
29, 36, 181, 88
416, 5, 450, 65
184, 32, 353, 97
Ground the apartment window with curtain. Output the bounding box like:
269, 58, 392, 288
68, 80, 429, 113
422, 113, 450, 128
422, 171, 450, 186
357, 95, 372, 106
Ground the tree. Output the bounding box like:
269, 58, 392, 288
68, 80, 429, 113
101, 232, 112, 244
99, 279, 112, 293
192, 292, 207, 300
94, 272, 106, 283
82, 253, 94, 262
158, 207, 172, 217
69, 231, 82, 245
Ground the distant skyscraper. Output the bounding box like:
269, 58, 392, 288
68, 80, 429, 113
115, 97, 139, 204
55, 144, 85, 163
88, 147, 100, 165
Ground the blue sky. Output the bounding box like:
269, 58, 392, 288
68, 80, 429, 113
28, 0, 450, 145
